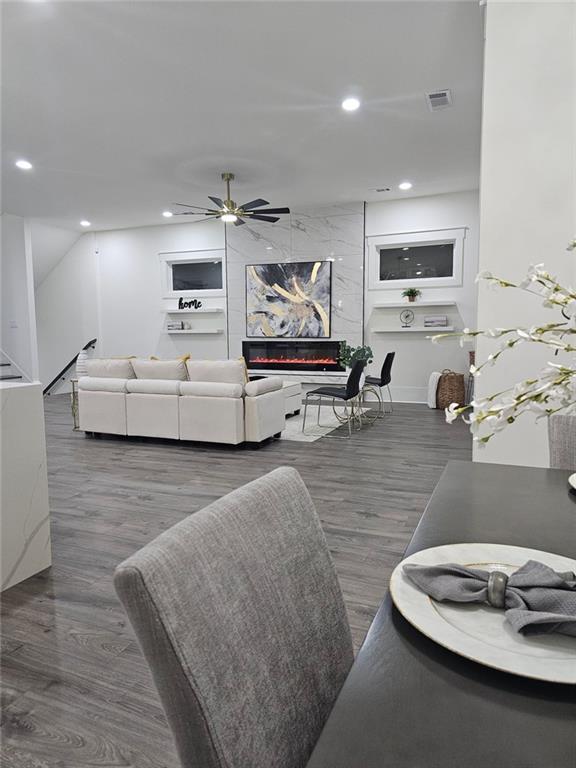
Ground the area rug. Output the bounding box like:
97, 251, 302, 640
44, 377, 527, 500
280, 406, 369, 443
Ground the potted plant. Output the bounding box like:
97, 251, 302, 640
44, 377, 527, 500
338, 342, 374, 370
402, 287, 422, 303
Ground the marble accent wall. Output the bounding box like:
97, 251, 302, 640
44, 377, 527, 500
1, 381, 51, 591
226, 203, 364, 362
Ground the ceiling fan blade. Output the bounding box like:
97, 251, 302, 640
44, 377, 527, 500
239, 198, 269, 211
246, 214, 280, 223
252, 207, 290, 215
208, 196, 224, 208
172, 211, 215, 216
173, 202, 215, 212
233, 217, 246, 226
184, 216, 222, 225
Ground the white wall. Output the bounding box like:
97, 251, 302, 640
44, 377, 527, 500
364, 191, 479, 402
35, 234, 99, 389
1, 213, 39, 380
474, 0, 576, 468
31, 222, 79, 288
35, 220, 226, 389
95, 221, 225, 360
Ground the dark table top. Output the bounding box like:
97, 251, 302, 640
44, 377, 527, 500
307, 460, 576, 768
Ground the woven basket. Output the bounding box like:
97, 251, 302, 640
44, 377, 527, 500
436, 369, 465, 410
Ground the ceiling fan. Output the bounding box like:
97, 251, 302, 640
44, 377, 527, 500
170, 172, 290, 226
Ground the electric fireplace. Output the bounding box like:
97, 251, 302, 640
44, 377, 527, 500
242, 340, 344, 372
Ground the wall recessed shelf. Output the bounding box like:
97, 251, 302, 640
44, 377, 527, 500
372, 301, 457, 309
165, 329, 224, 335
372, 326, 455, 334
163, 308, 224, 314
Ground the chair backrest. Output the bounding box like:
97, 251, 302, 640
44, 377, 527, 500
346, 358, 367, 398
114, 467, 353, 768
548, 413, 576, 469
379, 352, 396, 386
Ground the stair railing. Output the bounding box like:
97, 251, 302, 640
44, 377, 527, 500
43, 339, 97, 396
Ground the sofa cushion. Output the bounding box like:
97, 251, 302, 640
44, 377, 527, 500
179, 381, 244, 399
86, 359, 135, 379
132, 359, 188, 381
186, 360, 245, 385
79, 376, 129, 393
244, 376, 283, 397
149, 354, 191, 362
127, 379, 181, 396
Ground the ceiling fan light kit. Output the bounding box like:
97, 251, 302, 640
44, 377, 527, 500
170, 172, 291, 226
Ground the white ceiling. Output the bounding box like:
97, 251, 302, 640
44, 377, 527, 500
2, 1, 483, 233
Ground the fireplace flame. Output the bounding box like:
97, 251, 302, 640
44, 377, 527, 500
251, 356, 337, 365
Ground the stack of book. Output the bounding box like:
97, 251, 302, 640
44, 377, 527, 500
423, 315, 448, 328
167, 321, 184, 331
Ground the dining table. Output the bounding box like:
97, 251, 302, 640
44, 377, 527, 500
306, 460, 576, 768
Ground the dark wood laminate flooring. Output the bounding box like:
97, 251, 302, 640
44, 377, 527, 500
1, 395, 471, 768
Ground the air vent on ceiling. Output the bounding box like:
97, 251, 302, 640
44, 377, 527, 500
426, 89, 453, 111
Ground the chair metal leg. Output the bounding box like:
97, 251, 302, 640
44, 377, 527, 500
302, 394, 310, 432
359, 385, 380, 424
374, 386, 384, 418
386, 385, 394, 414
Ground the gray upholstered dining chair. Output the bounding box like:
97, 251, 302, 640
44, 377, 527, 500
548, 413, 576, 469
114, 467, 353, 768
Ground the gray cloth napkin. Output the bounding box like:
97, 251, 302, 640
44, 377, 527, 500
403, 559, 576, 637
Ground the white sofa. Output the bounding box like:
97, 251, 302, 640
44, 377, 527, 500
78, 359, 285, 446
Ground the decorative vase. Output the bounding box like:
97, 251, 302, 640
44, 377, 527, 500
548, 414, 576, 470
408, 296, 416, 303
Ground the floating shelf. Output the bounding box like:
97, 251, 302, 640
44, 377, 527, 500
372, 326, 455, 334
165, 329, 224, 335
372, 301, 457, 309
163, 308, 224, 314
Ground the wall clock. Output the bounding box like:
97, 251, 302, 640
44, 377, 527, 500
400, 309, 415, 327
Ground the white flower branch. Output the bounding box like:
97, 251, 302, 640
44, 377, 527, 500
435, 241, 576, 444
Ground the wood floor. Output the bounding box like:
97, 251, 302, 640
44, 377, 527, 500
1, 395, 471, 768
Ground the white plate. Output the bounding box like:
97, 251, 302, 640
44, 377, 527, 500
389, 543, 576, 684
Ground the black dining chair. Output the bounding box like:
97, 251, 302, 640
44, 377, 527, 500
364, 352, 395, 416
302, 359, 367, 438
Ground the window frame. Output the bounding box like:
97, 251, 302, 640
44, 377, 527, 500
366, 228, 466, 291
159, 249, 226, 298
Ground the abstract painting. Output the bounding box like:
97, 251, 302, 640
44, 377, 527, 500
246, 261, 332, 337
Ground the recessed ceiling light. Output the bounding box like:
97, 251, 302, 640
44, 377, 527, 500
15, 159, 33, 170
162, 211, 173, 218
416, 271, 422, 276
398, 181, 413, 191
80, 220, 91, 227
265, 246, 273, 250
402, 247, 410, 251
341, 97, 360, 112
403, 257, 410, 261
221, 213, 237, 223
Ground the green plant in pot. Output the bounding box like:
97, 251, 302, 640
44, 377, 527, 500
402, 287, 422, 303
338, 341, 374, 369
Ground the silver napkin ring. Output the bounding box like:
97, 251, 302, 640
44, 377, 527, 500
487, 571, 508, 609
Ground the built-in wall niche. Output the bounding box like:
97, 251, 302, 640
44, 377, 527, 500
159, 248, 226, 298
366, 228, 467, 291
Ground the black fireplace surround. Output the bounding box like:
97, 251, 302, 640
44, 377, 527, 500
242, 340, 344, 372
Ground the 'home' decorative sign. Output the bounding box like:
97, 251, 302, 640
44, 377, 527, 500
178, 297, 203, 310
